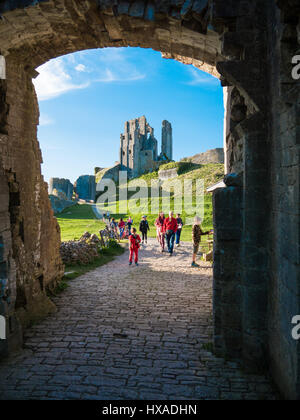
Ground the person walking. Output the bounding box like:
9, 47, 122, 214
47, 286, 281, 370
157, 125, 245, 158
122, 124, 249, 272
191, 216, 210, 267
175, 213, 184, 247
110, 218, 119, 240
155, 212, 165, 252
139, 216, 150, 244
127, 216, 133, 235
110, 217, 117, 231
129, 228, 141, 266
163, 211, 178, 256
118, 218, 125, 240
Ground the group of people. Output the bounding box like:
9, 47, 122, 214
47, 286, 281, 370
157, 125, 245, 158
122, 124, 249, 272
103, 210, 210, 267
109, 217, 133, 240
154, 212, 183, 255
128, 211, 210, 268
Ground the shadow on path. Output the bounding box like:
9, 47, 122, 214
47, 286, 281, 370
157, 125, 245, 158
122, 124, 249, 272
0, 240, 276, 400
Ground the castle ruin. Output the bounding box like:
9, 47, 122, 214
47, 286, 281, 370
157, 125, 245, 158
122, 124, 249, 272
120, 116, 173, 178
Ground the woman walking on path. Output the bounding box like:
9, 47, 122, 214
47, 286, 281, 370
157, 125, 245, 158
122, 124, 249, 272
175, 213, 184, 247
191, 216, 210, 268
129, 228, 141, 266
139, 216, 150, 244
163, 211, 178, 256
118, 218, 125, 240
155, 212, 166, 252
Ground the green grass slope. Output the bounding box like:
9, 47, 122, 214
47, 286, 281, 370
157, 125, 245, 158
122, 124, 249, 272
56, 204, 106, 242
57, 163, 224, 244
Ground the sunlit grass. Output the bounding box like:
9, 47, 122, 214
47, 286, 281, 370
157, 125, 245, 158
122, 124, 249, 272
56, 204, 106, 241
56, 163, 223, 244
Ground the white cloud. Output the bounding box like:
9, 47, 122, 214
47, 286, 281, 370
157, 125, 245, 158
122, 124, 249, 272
186, 67, 219, 86
96, 68, 145, 83
33, 58, 89, 101
75, 64, 87, 72
33, 49, 147, 101
39, 114, 54, 126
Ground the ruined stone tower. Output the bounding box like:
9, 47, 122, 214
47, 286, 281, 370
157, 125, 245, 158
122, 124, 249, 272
49, 178, 73, 200
161, 120, 173, 161
120, 116, 172, 178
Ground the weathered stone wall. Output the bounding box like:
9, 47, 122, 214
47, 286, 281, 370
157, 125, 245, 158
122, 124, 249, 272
49, 193, 76, 215
49, 177, 74, 200
161, 120, 173, 161
0, 56, 64, 340
158, 167, 179, 181
96, 163, 122, 185
188, 148, 224, 165
213, 175, 243, 361
211, 0, 271, 377
0, 161, 22, 356
74, 175, 96, 202
212, 0, 299, 399
0, 0, 298, 400
119, 116, 173, 178
267, 0, 300, 400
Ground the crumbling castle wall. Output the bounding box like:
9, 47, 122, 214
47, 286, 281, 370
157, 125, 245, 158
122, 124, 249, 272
161, 120, 173, 161
74, 175, 96, 202
49, 178, 73, 200
188, 148, 224, 165
0, 57, 64, 339
120, 116, 158, 178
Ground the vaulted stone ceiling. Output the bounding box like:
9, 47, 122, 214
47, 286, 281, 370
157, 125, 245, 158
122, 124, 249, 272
0, 1, 221, 76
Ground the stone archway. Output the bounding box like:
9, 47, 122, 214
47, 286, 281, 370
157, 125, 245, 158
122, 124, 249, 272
0, 0, 299, 400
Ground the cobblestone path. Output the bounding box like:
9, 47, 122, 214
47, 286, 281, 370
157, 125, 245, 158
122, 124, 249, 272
0, 239, 276, 400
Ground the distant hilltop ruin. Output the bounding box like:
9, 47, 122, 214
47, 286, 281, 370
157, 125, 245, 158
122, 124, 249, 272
120, 116, 173, 178
95, 116, 173, 184
48, 117, 224, 213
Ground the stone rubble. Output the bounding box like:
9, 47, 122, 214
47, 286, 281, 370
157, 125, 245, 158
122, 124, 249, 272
60, 232, 101, 266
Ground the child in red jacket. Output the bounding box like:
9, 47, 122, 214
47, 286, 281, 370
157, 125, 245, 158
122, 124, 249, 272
129, 228, 141, 266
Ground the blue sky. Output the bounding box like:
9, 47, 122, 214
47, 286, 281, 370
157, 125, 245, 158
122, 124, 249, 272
34, 47, 223, 184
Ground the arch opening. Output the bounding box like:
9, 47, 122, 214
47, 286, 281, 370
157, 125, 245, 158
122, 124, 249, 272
0, 0, 299, 400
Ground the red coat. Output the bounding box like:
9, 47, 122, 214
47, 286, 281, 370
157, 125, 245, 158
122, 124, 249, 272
164, 217, 178, 233
119, 221, 125, 228
129, 234, 141, 250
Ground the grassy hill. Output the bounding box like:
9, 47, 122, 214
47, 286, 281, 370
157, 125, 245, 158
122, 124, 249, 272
56, 204, 104, 242
57, 163, 224, 243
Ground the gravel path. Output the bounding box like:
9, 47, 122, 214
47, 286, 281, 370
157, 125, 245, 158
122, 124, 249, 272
0, 239, 276, 400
